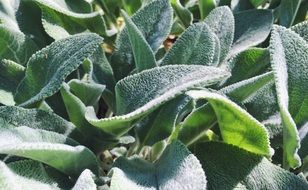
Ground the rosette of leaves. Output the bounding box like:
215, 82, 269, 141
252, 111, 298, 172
0, 0, 307, 189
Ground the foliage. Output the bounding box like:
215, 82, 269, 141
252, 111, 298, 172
0, 0, 307, 189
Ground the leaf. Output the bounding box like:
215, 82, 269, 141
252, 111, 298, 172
110, 141, 207, 190
0, 59, 25, 106
0, 0, 19, 29
194, 142, 308, 190
121, 10, 157, 72
161, 22, 219, 66
0, 106, 74, 134
204, 6, 234, 63
0, 126, 99, 176
270, 25, 308, 168
222, 48, 270, 86
86, 65, 229, 137
199, 0, 216, 20
186, 90, 271, 156
279, 0, 301, 27
72, 169, 97, 190
249, 0, 267, 7
231, 9, 273, 56
170, 0, 192, 28
291, 20, 308, 42
111, 0, 173, 80
0, 160, 68, 190
0, 25, 39, 65
14, 33, 104, 107
26, 0, 106, 40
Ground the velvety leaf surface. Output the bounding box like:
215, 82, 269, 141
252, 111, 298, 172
0, 60, 25, 106
291, 20, 308, 42
121, 10, 157, 72
0, 126, 99, 176
0, 25, 38, 65
231, 9, 273, 55
279, 0, 301, 27
204, 6, 234, 62
161, 22, 219, 66
86, 65, 229, 137
26, 0, 106, 40
110, 141, 206, 190
72, 169, 97, 190
195, 142, 308, 190
111, 0, 173, 80
186, 90, 271, 156
270, 25, 308, 168
14, 33, 104, 107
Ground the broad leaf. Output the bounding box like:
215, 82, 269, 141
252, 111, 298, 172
186, 90, 271, 156
86, 65, 229, 137
199, 0, 216, 20
110, 141, 206, 190
0, 59, 24, 106
14, 33, 104, 107
279, 0, 301, 27
195, 142, 308, 190
111, 0, 173, 80
121, 10, 156, 72
231, 9, 273, 56
0, 25, 39, 65
72, 169, 97, 190
161, 22, 219, 66
291, 20, 308, 42
204, 6, 234, 62
0, 126, 99, 176
270, 25, 308, 168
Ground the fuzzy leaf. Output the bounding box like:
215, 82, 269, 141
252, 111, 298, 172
270, 25, 308, 168
110, 141, 206, 190
121, 10, 156, 72
72, 169, 97, 190
86, 65, 229, 137
0, 60, 25, 106
170, 0, 192, 27
204, 6, 234, 62
291, 20, 308, 42
195, 142, 308, 190
161, 22, 219, 66
14, 33, 104, 107
186, 90, 271, 156
111, 0, 173, 80
279, 0, 301, 27
231, 9, 273, 55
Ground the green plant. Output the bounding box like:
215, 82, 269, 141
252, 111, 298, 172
0, 0, 307, 189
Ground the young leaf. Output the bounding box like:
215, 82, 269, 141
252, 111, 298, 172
86, 65, 229, 136
279, 0, 301, 27
161, 22, 219, 66
186, 90, 271, 156
121, 10, 157, 72
195, 142, 308, 190
0, 59, 25, 106
111, 0, 173, 80
270, 25, 308, 168
110, 141, 207, 190
0, 126, 99, 176
231, 9, 273, 56
204, 6, 234, 62
14, 33, 104, 107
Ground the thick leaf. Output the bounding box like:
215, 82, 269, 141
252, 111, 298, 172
231, 9, 273, 56
279, 0, 301, 27
0, 160, 68, 190
72, 169, 97, 190
110, 141, 206, 190
170, 0, 192, 28
0, 126, 99, 176
111, 0, 173, 80
0, 106, 74, 134
14, 33, 104, 107
86, 65, 229, 137
199, 0, 216, 20
186, 90, 271, 156
0, 25, 39, 65
291, 20, 308, 42
0, 59, 24, 106
161, 22, 219, 66
204, 6, 234, 62
26, 0, 106, 40
222, 48, 270, 86
270, 25, 308, 168
195, 142, 308, 190
121, 10, 156, 72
